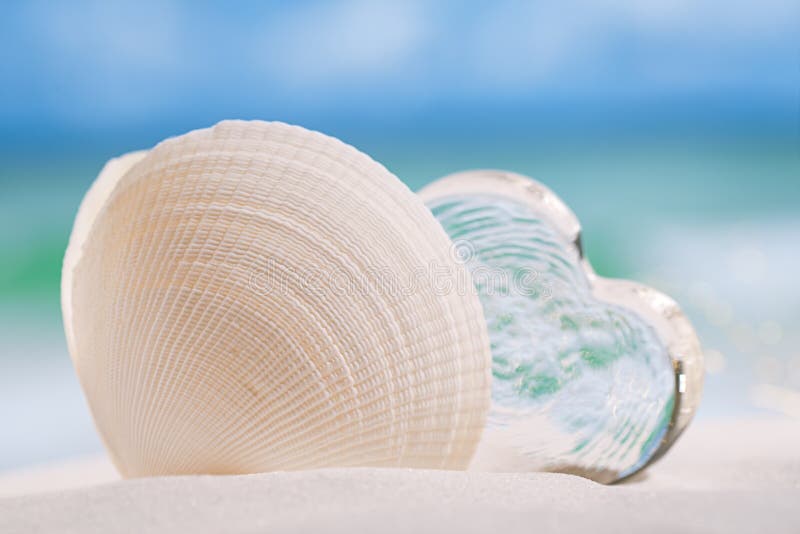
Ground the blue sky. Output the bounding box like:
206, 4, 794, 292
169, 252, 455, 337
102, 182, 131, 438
1, 0, 797, 138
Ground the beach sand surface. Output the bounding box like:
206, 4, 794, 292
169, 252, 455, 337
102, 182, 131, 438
0, 418, 797, 533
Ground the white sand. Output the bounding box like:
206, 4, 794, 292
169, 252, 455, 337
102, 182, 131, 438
1, 418, 798, 533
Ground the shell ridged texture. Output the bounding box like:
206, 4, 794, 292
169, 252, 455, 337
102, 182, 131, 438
63, 121, 491, 477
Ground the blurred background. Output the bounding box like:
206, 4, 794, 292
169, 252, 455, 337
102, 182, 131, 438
0, 0, 798, 471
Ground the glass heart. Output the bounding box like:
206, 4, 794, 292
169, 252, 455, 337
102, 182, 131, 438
421, 170, 704, 483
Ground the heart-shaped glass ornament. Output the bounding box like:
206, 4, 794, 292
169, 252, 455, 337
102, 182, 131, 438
420, 170, 703, 483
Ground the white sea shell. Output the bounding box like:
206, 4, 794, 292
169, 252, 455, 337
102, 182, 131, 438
62, 121, 491, 477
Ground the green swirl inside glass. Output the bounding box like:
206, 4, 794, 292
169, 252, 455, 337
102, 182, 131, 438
429, 194, 675, 480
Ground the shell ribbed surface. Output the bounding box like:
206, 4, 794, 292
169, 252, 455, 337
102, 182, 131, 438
62, 121, 491, 477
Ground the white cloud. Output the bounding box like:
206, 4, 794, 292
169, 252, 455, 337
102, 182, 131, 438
470, 3, 595, 89
468, 0, 800, 91
255, 0, 431, 87
25, 0, 185, 120
605, 0, 800, 36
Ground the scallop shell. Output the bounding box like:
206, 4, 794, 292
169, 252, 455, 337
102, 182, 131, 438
421, 170, 703, 483
62, 121, 491, 477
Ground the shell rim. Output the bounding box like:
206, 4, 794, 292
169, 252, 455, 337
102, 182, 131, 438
62, 121, 494, 474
